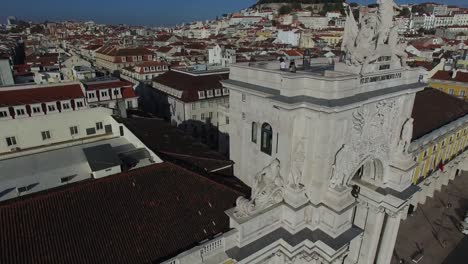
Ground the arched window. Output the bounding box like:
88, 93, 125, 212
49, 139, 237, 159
261, 123, 272, 155
251, 122, 258, 143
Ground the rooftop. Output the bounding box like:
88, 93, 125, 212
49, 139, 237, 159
412, 88, 468, 140
0, 83, 84, 107
115, 116, 249, 194
431, 70, 468, 83
0, 162, 242, 263
153, 70, 229, 102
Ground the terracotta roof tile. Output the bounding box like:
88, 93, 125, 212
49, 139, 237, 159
0, 84, 85, 107
0, 162, 241, 263
153, 71, 228, 102
412, 88, 468, 140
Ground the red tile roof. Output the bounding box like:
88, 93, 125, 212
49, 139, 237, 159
84, 80, 133, 91
0, 162, 242, 264
122, 86, 137, 99
431, 70, 468, 83
153, 71, 228, 102
412, 88, 468, 140
96, 46, 153, 57
0, 84, 85, 107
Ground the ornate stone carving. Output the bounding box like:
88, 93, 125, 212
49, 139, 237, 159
329, 100, 400, 189
287, 139, 306, 190
234, 159, 284, 218
341, 0, 407, 74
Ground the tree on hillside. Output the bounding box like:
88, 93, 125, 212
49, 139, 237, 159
399, 7, 411, 18
291, 2, 302, 10
279, 5, 292, 15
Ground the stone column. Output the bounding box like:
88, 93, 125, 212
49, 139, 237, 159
358, 205, 385, 264
375, 212, 402, 264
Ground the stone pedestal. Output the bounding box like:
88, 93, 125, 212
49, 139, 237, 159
283, 186, 308, 209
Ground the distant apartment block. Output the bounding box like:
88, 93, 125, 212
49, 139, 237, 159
82, 78, 139, 109
95, 46, 154, 72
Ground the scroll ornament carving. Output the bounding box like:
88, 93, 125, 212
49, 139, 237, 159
329, 100, 398, 189
234, 159, 284, 218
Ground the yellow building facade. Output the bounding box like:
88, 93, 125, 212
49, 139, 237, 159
411, 125, 468, 184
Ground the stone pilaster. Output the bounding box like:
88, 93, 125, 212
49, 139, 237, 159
358, 205, 385, 264
375, 211, 402, 264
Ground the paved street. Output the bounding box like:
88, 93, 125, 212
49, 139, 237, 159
392, 172, 468, 264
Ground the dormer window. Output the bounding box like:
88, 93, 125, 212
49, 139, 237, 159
62, 103, 71, 110
198, 91, 205, 99
138, 56, 143, 61
223, 88, 229, 95
101, 90, 108, 97
144, 67, 149, 72
132, 56, 137, 61
16, 108, 26, 116
150, 66, 155, 71
0, 110, 9, 118
156, 66, 161, 71
215, 89, 221, 96
76, 101, 84, 108
32, 106, 41, 114
88, 92, 96, 99
207, 90, 214, 97
47, 105, 56, 112
122, 56, 126, 62
114, 89, 120, 96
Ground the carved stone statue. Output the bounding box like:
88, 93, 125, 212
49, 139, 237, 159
341, 0, 407, 74
376, 0, 400, 45
330, 144, 351, 189
234, 159, 284, 218
287, 140, 306, 190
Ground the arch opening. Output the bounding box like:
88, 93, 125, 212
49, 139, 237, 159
351, 158, 384, 185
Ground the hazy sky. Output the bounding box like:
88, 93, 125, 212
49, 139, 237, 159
0, 0, 466, 27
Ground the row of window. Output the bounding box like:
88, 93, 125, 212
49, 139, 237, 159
88, 89, 120, 99
191, 98, 228, 110
192, 112, 214, 121
444, 88, 466, 97
143, 65, 168, 72
121, 55, 150, 62
413, 128, 468, 182
0, 101, 84, 119
4, 122, 105, 148
198, 88, 229, 99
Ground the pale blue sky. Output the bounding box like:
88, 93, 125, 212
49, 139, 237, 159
0, 0, 466, 26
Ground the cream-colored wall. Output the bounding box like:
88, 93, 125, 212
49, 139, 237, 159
0, 107, 115, 155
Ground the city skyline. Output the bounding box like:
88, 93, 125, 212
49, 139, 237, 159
1, 0, 467, 27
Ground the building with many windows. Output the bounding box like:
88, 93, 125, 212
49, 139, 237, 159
95, 46, 154, 72
151, 67, 230, 152
0, 82, 161, 202
82, 77, 139, 109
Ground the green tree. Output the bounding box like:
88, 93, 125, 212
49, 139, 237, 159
399, 7, 411, 18
279, 5, 292, 15
291, 2, 302, 10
